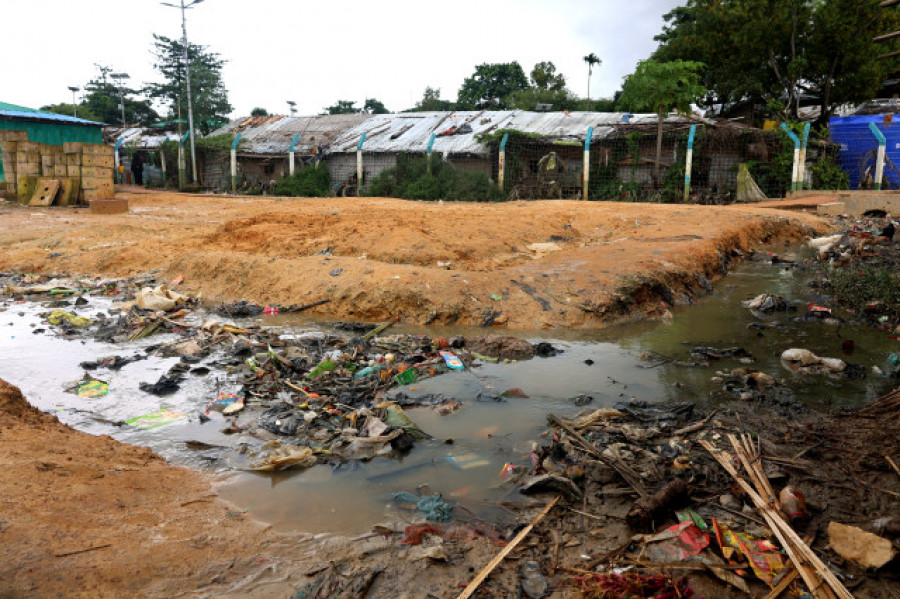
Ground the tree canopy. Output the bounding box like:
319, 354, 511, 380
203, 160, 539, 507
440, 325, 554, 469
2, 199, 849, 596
144, 34, 232, 134
324, 100, 358, 114
250, 107, 269, 116
408, 87, 455, 112
363, 98, 389, 114
653, 0, 900, 121
457, 62, 529, 109
619, 59, 706, 182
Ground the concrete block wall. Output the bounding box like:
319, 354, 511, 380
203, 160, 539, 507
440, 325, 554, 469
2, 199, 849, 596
0, 130, 114, 204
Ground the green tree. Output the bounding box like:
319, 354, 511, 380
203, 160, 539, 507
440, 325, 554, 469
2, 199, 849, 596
144, 34, 232, 134
71, 65, 158, 126
457, 62, 529, 109
806, 0, 899, 120
363, 98, 389, 114
324, 100, 358, 114
654, 0, 900, 122
618, 59, 706, 184
530, 61, 566, 91
40, 103, 102, 124
408, 87, 455, 112
583, 53, 601, 100
250, 107, 268, 116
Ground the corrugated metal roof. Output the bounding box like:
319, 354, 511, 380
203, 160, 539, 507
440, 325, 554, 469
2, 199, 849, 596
0, 101, 104, 127
104, 127, 180, 149
209, 113, 371, 155
328, 111, 701, 156
207, 110, 706, 157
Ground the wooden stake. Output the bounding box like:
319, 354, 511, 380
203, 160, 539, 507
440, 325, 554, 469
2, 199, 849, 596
457, 496, 559, 599
701, 440, 851, 599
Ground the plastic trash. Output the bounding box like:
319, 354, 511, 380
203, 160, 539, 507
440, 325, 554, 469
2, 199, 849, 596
519, 561, 548, 599
353, 364, 383, 380
125, 409, 185, 430
134, 284, 187, 312
393, 368, 418, 385
75, 379, 108, 397
828, 522, 897, 569
778, 485, 809, 527
206, 392, 241, 414
439, 350, 464, 369
445, 453, 490, 470
384, 404, 428, 439
47, 310, 91, 328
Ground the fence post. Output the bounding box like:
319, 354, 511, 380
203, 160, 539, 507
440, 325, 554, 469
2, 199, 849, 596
780, 123, 800, 194
356, 132, 367, 194
289, 133, 299, 176
868, 122, 886, 191
797, 123, 810, 190
582, 126, 593, 200
231, 133, 242, 193
684, 124, 696, 202
426, 133, 436, 174
159, 144, 167, 187
498, 132, 509, 192
114, 137, 125, 184
178, 130, 190, 190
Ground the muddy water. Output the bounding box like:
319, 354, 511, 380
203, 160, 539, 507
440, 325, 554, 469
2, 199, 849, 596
2, 254, 897, 534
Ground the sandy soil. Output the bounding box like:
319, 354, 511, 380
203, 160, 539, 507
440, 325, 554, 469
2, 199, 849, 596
0, 192, 828, 328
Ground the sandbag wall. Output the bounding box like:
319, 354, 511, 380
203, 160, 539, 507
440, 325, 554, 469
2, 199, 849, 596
0, 130, 114, 205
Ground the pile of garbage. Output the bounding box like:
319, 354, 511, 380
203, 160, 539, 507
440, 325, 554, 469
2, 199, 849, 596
1, 271, 563, 472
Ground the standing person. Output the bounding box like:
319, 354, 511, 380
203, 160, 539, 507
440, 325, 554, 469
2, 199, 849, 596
131, 153, 144, 186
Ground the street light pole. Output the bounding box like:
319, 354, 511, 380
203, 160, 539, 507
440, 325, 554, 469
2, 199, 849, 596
162, 0, 204, 185
68, 86, 79, 118
287, 100, 297, 116
111, 73, 129, 126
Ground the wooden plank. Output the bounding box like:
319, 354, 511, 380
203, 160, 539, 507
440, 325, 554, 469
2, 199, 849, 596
30, 178, 60, 206
457, 496, 559, 599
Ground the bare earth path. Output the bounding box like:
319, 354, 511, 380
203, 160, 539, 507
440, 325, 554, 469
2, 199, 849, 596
0, 192, 827, 328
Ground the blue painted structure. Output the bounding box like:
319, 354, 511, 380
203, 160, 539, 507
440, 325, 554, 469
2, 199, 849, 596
830, 115, 899, 189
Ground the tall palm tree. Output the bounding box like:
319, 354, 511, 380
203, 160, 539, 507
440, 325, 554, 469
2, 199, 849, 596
583, 53, 601, 100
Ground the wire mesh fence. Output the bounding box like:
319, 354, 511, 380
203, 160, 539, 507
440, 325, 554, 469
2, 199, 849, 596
160, 119, 854, 202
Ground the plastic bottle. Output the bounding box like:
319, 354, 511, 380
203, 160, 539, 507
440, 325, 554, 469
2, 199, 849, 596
779, 486, 808, 527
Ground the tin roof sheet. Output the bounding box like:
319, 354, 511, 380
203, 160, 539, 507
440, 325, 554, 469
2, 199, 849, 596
0, 101, 104, 126
210, 114, 371, 155
208, 110, 705, 157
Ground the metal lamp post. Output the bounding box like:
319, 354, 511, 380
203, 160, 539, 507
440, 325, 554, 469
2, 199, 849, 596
110, 73, 129, 126
67, 86, 79, 118
161, 0, 204, 185
287, 100, 297, 116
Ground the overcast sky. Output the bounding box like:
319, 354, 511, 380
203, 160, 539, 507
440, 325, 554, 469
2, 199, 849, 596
8, 0, 681, 119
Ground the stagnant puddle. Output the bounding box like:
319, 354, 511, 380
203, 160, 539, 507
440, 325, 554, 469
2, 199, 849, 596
2, 252, 897, 534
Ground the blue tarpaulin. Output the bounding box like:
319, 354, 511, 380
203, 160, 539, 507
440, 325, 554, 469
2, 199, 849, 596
829, 115, 899, 189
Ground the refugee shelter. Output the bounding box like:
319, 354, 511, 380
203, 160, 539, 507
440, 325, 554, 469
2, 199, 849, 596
0, 101, 113, 204
104, 125, 181, 187
206, 114, 370, 191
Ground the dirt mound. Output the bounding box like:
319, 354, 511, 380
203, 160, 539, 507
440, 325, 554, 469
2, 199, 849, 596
0, 378, 52, 424
0, 193, 828, 328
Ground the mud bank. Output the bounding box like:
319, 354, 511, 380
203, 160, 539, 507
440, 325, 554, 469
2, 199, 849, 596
0, 194, 827, 328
